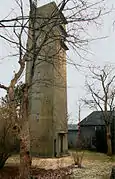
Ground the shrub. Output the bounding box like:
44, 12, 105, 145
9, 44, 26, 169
72, 151, 84, 168
0, 105, 19, 169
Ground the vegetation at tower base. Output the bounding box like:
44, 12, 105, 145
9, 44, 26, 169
0, 82, 31, 177
0, 100, 19, 169
0, 82, 27, 169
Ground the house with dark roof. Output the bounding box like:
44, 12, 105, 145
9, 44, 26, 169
68, 124, 78, 148
80, 111, 106, 126
79, 111, 115, 153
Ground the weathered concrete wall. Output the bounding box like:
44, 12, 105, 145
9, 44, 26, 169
26, 2, 68, 157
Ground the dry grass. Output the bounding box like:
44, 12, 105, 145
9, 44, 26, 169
0, 165, 73, 179
70, 150, 115, 179
70, 150, 115, 162
71, 151, 84, 167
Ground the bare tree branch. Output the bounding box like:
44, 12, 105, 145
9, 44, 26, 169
0, 84, 8, 91
84, 65, 115, 156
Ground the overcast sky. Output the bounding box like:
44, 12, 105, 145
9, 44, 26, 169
0, 0, 115, 123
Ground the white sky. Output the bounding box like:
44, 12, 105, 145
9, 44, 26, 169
0, 0, 115, 123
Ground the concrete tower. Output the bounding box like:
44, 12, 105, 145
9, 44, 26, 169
26, 2, 68, 157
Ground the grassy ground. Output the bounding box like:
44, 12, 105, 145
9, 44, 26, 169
75, 150, 115, 161
70, 150, 115, 179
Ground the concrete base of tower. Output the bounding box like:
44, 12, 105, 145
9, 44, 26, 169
32, 155, 74, 170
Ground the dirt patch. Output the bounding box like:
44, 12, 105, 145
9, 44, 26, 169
0, 165, 73, 179
0, 166, 19, 179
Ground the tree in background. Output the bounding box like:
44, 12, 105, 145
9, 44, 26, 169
0, 0, 109, 177
84, 65, 115, 156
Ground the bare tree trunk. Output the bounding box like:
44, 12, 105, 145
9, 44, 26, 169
106, 124, 112, 156
19, 122, 31, 179
7, 85, 31, 178
19, 85, 31, 179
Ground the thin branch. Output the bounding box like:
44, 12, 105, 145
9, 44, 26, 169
0, 84, 8, 91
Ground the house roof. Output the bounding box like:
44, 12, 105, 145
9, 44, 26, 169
80, 111, 115, 126
68, 124, 78, 130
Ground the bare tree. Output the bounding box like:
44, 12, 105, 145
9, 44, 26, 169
0, 0, 108, 177
84, 65, 115, 156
